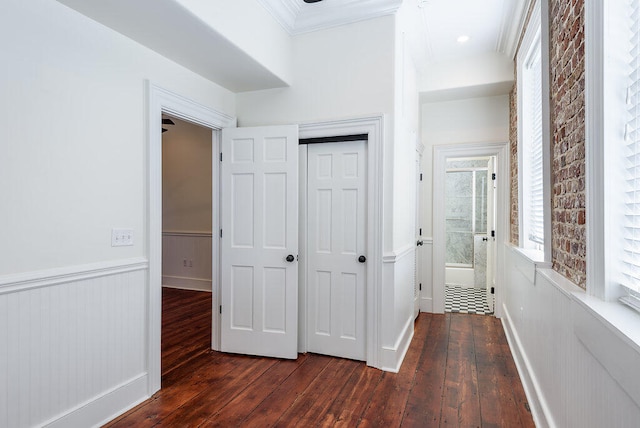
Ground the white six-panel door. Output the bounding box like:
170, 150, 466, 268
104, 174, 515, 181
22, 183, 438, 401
220, 125, 299, 359
306, 140, 367, 361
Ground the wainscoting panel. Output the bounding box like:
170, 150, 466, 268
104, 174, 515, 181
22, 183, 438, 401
0, 259, 148, 428
502, 244, 640, 428
162, 232, 212, 292
380, 245, 416, 372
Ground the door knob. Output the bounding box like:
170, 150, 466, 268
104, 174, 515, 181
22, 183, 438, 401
417, 240, 424, 246
286, 254, 295, 262
358, 255, 366, 263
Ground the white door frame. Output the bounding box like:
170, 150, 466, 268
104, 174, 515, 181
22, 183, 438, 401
432, 141, 509, 317
299, 116, 384, 369
146, 82, 235, 395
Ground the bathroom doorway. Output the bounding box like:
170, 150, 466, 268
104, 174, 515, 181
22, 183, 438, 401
443, 156, 496, 315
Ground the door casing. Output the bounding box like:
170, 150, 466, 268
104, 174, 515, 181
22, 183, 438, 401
147, 82, 235, 395
432, 142, 509, 317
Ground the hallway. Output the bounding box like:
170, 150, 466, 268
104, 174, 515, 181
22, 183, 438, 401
104, 288, 534, 427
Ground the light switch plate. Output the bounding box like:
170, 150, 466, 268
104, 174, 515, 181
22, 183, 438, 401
111, 228, 134, 247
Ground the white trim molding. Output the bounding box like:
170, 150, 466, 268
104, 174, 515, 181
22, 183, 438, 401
497, 0, 534, 59
147, 81, 235, 395
0, 257, 148, 295
45, 374, 148, 428
257, 0, 402, 35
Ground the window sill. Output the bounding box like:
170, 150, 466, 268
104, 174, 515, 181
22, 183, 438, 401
509, 246, 552, 285
512, 247, 550, 266
572, 293, 640, 355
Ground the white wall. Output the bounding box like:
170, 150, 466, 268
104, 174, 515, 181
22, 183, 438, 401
236, 15, 396, 254
503, 245, 640, 427
418, 94, 509, 313
162, 118, 213, 291
0, 0, 235, 426
421, 95, 509, 238
382, 0, 423, 370
0, 0, 234, 276
162, 119, 213, 233
418, 52, 514, 95
236, 15, 395, 127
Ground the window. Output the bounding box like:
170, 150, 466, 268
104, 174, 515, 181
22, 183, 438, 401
620, 0, 640, 309
517, 0, 546, 254
586, 0, 640, 304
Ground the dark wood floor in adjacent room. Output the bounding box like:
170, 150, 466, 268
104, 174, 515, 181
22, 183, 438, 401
104, 287, 534, 427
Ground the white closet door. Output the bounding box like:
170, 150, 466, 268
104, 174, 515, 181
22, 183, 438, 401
220, 125, 298, 359
307, 140, 366, 361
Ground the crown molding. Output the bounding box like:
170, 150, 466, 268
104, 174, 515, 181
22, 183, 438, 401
256, 0, 402, 35
496, 0, 534, 59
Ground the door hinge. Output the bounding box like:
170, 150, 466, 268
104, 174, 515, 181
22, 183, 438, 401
491, 230, 495, 238
220, 152, 223, 162
419, 283, 422, 291
419, 228, 422, 235
219, 305, 222, 314
220, 229, 223, 238
419, 173, 423, 181
490, 287, 495, 294
492, 173, 496, 180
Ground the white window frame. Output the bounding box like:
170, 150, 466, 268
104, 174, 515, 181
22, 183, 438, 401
585, 0, 634, 301
517, 0, 552, 261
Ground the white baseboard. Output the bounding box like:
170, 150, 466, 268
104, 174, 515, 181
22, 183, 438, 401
379, 316, 414, 373
501, 304, 552, 428
44, 374, 148, 428
162, 275, 212, 292
420, 296, 433, 313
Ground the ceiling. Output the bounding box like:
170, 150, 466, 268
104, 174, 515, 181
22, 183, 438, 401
259, 0, 529, 63
56, 0, 527, 93
419, 0, 529, 64
255, 0, 403, 35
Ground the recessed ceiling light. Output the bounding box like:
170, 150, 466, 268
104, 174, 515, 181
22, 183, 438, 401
457, 35, 470, 44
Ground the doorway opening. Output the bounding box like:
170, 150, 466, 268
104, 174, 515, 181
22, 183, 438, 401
432, 141, 509, 317
443, 156, 496, 315
160, 114, 214, 376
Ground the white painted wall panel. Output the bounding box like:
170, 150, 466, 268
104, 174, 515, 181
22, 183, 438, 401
421, 95, 509, 238
0, 264, 147, 428
0, 0, 234, 277
503, 244, 640, 427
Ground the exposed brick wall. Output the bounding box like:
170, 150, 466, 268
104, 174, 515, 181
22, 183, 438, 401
509, 85, 519, 245
549, 0, 586, 288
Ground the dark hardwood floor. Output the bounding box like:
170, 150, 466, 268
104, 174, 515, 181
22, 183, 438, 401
104, 287, 534, 427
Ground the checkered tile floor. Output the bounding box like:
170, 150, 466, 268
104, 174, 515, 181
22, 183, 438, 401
445, 286, 493, 315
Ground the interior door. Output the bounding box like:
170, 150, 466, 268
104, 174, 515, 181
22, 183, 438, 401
307, 140, 367, 361
220, 125, 299, 359
486, 157, 496, 313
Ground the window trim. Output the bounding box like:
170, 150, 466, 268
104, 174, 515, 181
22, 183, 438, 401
585, 0, 628, 301
516, 0, 551, 261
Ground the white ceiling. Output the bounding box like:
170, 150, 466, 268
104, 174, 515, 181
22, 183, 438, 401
419, 0, 529, 64
56, 0, 289, 92
56, 0, 527, 93
259, 0, 529, 63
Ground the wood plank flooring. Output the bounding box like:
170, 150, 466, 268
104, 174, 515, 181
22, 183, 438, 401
104, 288, 534, 427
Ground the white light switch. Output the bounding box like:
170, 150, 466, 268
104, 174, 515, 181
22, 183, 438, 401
111, 228, 134, 247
